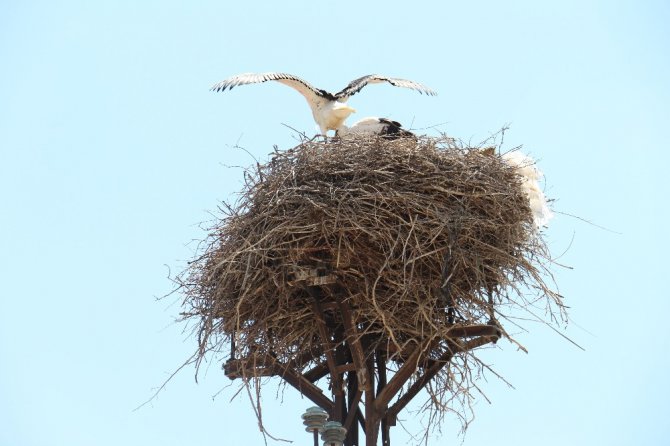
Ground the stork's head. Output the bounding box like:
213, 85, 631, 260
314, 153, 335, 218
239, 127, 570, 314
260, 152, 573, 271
332, 102, 356, 120
323, 103, 356, 134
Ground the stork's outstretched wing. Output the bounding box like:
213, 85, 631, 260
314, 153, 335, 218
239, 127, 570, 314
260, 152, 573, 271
210, 72, 333, 104
334, 75, 437, 100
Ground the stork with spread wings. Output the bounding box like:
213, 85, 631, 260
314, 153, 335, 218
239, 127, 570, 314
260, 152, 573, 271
210, 72, 436, 136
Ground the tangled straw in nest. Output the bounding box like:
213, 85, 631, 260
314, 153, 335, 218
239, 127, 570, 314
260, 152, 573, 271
176, 134, 565, 432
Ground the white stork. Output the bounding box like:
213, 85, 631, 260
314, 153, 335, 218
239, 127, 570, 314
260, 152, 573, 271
210, 73, 436, 135
336, 117, 415, 139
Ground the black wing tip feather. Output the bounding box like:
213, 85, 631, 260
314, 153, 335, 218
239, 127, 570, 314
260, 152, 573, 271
210, 81, 233, 92
209, 72, 329, 97
336, 74, 437, 98
379, 119, 416, 139
209, 73, 267, 93
378, 118, 402, 127
388, 79, 437, 96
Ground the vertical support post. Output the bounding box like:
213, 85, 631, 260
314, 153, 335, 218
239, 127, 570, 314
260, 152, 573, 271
334, 329, 347, 424
305, 285, 344, 421
376, 349, 390, 446
364, 346, 378, 446
345, 370, 359, 446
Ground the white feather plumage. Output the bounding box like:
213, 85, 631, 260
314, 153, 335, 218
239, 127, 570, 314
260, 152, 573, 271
502, 151, 553, 228
336, 117, 414, 139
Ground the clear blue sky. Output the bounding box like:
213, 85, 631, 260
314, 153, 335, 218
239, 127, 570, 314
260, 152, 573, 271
1, 1, 669, 445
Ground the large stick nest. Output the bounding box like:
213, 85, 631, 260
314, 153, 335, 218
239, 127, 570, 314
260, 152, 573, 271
178, 135, 563, 426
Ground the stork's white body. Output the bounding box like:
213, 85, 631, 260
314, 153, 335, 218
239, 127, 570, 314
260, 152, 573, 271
336, 117, 414, 139
337, 117, 387, 136
312, 100, 357, 135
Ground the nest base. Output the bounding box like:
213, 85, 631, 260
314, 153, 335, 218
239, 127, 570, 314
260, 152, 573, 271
223, 283, 501, 446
